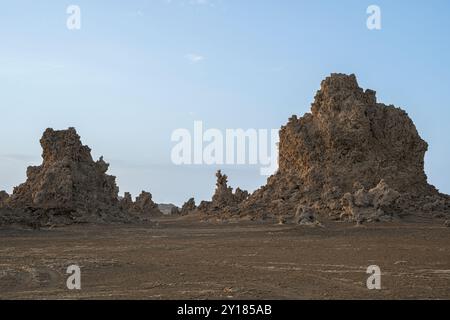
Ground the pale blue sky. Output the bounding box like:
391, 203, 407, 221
1, 0, 449, 205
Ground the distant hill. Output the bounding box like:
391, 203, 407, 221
158, 203, 179, 215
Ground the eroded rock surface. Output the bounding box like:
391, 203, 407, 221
0, 191, 9, 208
294, 205, 322, 227
132, 191, 162, 217
197, 171, 249, 216
1, 128, 148, 227
180, 198, 196, 216
340, 180, 400, 223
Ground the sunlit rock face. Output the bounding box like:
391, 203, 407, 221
3, 128, 138, 226
237, 74, 449, 222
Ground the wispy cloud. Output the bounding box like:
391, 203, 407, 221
185, 53, 205, 64
164, 0, 216, 7
190, 0, 211, 5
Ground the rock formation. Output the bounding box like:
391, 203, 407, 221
294, 205, 322, 227
132, 191, 162, 217
197, 170, 249, 215
340, 180, 400, 223
237, 74, 450, 222
0, 128, 154, 227
119, 192, 133, 211
8, 128, 120, 213
180, 198, 196, 216
170, 206, 181, 215
0, 191, 9, 208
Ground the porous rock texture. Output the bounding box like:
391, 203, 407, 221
131, 191, 162, 218
340, 180, 400, 223
293, 204, 322, 227
0, 191, 9, 208
119, 192, 134, 211
197, 170, 249, 217
0, 128, 151, 227
180, 198, 196, 216
236, 74, 450, 223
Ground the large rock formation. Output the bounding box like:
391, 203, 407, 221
0, 128, 148, 227
238, 74, 450, 222
7, 128, 120, 212
197, 170, 249, 215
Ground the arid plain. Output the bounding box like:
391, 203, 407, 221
1, 216, 449, 300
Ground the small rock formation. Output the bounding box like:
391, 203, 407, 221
236, 74, 450, 222
180, 198, 196, 216
0, 191, 9, 208
197, 171, 249, 215
132, 191, 162, 217
119, 192, 133, 211
444, 220, 450, 228
294, 204, 321, 226
340, 180, 400, 223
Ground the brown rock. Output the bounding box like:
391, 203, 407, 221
180, 198, 196, 215
132, 191, 162, 216
5, 128, 139, 227
0, 191, 9, 208
119, 192, 133, 211
294, 204, 321, 226
237, 74, 449, 222
340, 180, 400, 223
198, 170, 249, 215
170, 206, 181, 215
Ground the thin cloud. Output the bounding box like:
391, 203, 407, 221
185, 53, 205, 64
164, 0, 216, 7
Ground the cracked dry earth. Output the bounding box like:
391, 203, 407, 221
0, 217, 449, 299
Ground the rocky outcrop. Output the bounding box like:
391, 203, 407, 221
294, 205, 322, 227
340, 180, 400, 223
132, 191, 162, 217
197, 171, 249, 215
8, 128, 120, 214
180, 198, 196, 216
0, 191, 9, 208
170, 206, 181, 215
119, 192, 133, 211
236, 74, 450, 223
1, 128, 152, 227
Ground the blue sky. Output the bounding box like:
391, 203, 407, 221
0, 0, 449, 205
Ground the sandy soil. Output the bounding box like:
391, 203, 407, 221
0, 217, 449, 299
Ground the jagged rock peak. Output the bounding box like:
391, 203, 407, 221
40, 127, 93, 164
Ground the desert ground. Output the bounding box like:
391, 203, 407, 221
0, 216, 449, 300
